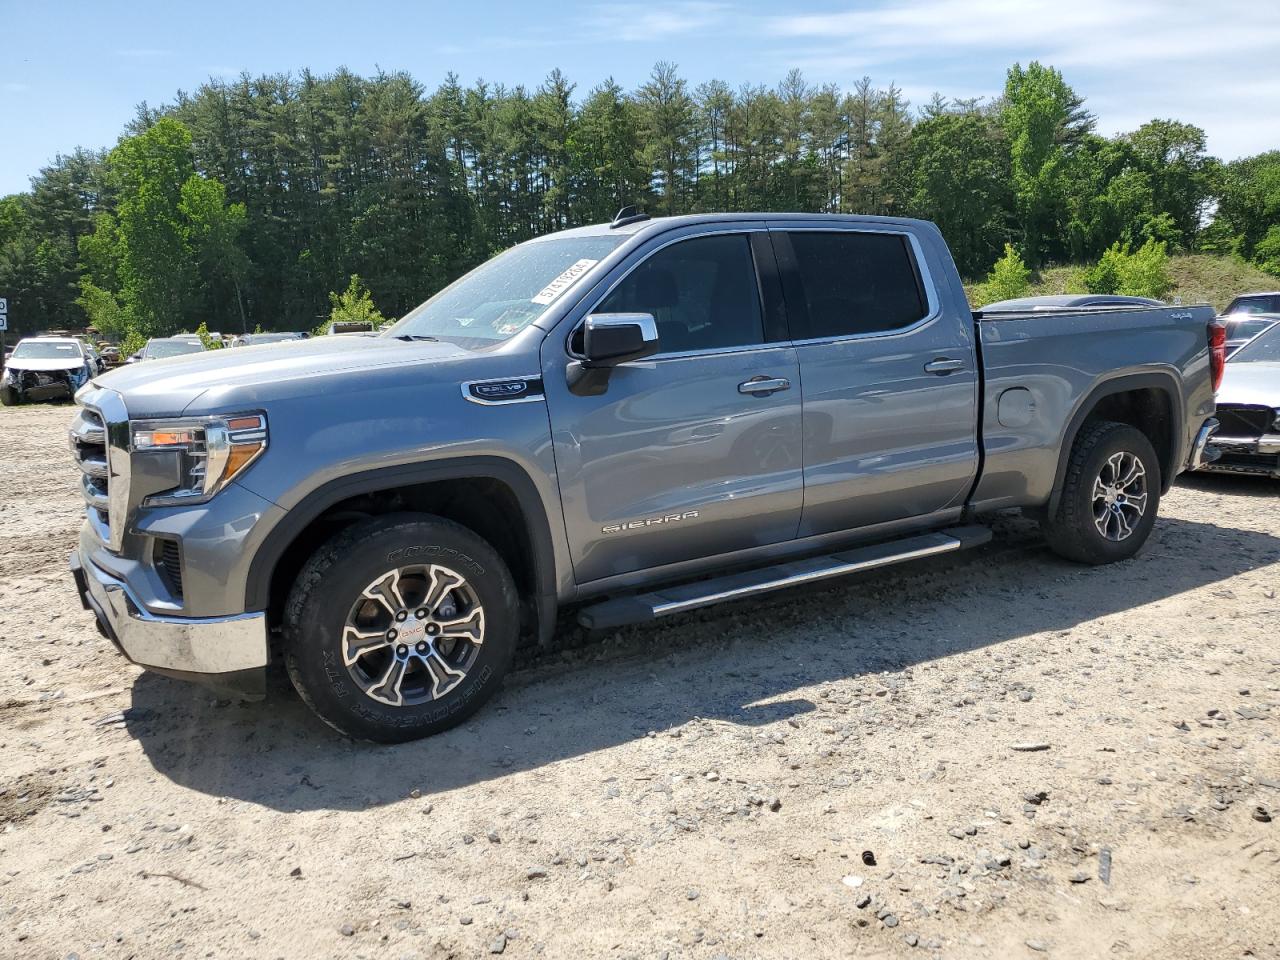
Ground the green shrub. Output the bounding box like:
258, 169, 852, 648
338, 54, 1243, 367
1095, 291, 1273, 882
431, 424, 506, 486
120, 330, 146, 359
1083, 240, 1172, 299
318, 274, 386, 335
195, 321, 223, 350
975, 244, 1032, 305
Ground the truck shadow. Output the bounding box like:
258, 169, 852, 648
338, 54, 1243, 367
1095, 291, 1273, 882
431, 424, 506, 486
127, 514, 1280, 811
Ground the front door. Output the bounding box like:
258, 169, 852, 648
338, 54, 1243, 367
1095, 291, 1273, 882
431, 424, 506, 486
772, 226, 980, 536
543, 228, 803, 585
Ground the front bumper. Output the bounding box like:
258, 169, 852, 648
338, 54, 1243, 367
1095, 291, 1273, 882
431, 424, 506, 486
1198, 432, 1280, 478
70, 548, 268, 699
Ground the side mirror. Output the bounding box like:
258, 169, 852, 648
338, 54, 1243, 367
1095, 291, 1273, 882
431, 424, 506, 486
569, 313, 660, 396
582, 313, 659, 365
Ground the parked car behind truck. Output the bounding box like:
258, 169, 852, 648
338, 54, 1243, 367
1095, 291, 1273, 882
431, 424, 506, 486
67, 213, 1222, 742
1198, 320, 1280, 478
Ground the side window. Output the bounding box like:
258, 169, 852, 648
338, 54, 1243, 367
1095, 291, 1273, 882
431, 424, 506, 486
787, 231, 928, 339
596, 234, 764, 354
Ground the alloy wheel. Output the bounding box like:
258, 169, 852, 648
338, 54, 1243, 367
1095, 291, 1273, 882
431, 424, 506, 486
341, 564, 485, 707
1091, 451, 1148, 542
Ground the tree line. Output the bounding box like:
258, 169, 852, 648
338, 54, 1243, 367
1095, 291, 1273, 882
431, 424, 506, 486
0, 60, 1277, 339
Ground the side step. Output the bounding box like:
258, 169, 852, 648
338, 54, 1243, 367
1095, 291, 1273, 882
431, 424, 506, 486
577, 525, 992, 630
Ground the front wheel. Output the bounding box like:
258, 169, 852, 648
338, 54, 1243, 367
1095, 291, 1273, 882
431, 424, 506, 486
0, 385, 19, 406
1043, 420, 1161, 565
283, 513, 519, 742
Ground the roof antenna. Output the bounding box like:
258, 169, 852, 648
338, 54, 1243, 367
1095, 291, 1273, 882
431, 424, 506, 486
610, 205, 651, 229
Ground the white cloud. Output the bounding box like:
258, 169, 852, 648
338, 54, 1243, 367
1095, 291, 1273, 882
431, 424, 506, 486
588, 1, 731, 42
757, 0, 1280, 159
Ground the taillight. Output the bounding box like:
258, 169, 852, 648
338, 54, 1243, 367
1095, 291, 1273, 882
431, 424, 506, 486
1208, 321, 1226, 393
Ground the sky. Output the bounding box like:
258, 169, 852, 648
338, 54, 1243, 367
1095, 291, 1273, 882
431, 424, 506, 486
2, 0, 1279, 195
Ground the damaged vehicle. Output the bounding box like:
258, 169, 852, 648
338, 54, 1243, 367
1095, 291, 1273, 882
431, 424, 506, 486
1199, 320, 1280, 478
1, 336, 100, 406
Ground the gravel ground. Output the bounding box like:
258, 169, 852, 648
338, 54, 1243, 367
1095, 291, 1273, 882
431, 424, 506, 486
1, 401, 1278, 960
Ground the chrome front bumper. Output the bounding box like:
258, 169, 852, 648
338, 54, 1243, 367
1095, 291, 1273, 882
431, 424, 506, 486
70, 549, 268, 698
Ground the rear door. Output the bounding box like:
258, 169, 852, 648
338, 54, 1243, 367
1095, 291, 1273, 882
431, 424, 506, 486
543, 225, 804, 585
773, 225, 979, 536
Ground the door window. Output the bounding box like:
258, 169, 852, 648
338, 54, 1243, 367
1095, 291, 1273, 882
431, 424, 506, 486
786, 231, 928, 339
596, 234, 765, 353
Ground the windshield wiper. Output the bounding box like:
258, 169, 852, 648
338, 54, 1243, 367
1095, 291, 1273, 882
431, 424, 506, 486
393, 334, 439, 342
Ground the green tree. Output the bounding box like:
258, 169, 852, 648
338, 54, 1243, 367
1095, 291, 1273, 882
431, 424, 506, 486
1000, 62, 1093, 266
1209, 150, 1280, 267
906, 110, 1008, 277
637, 62, 697, 215
77, 118, 248, 339
1121, 120, 1214, 248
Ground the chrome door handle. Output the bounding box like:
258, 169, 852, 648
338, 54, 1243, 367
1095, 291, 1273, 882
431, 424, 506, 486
738, 376, 791, 396
924, 358, 965, 374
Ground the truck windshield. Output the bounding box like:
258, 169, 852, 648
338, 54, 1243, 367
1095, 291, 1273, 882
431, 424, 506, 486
11, 341, 81, 360
387, 236, 624, 347
1230, 323, 1280, 363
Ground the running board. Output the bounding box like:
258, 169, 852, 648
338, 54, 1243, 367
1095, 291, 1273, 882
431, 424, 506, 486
577, 525, 992, 630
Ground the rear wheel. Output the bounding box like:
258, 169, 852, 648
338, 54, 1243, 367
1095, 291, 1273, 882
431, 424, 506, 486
283, 513, 519, 742
1043, 420, 1161, 565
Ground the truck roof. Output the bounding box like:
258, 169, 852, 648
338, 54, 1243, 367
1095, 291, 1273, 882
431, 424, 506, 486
538, 212, 939, 241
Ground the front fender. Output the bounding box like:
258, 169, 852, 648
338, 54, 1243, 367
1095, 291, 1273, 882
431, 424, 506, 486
242, 455, 565, 614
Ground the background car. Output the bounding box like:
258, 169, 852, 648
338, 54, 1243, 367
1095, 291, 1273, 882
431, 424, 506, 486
979, 293, 1164, 312
228, 331, 311, 347
1221, 314, 1278, 356
0, 336, 99, 405
1200, 322, 1280, 478
128, 337, 207, 362
1223, 291, 1280, 315
326, 320, 375, 335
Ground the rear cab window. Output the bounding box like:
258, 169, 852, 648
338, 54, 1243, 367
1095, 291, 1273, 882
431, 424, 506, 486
778, 230, 929, 340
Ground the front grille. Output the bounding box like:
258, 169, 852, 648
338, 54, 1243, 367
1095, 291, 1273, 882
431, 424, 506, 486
69, 407, 110, 530
154, 538, 184, 599
1216, 404, 1275, 439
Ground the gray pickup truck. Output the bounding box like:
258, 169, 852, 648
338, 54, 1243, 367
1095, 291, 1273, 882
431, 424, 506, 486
68, 213, 1224, 742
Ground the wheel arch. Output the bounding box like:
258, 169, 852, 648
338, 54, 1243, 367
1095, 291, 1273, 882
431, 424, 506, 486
1047, 371, 1184, 517
245, 456, 559, 642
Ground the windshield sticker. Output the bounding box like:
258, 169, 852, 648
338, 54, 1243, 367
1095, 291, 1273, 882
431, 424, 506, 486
531, 258, 599, 305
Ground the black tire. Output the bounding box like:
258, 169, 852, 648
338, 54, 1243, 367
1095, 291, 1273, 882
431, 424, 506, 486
0, 386, 19, 407
283, 513, 519, 742
1043, 420, 1161, 565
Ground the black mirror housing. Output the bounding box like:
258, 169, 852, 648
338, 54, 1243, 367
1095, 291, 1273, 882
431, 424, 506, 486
582, 313, 660, 366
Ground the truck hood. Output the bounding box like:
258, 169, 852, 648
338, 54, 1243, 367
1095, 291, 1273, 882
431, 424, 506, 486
92, 335, 473, 417
5, 357, 87, 373
1217, 361, 1280, 408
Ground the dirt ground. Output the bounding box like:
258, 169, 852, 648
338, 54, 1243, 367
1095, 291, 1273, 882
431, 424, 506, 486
1, 401, 1277, 960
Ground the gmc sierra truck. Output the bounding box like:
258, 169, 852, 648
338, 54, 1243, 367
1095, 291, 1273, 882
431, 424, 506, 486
68, 213, 1224, 742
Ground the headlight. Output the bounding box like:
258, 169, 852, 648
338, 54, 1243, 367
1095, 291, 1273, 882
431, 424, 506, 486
132, 413, 267, 505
